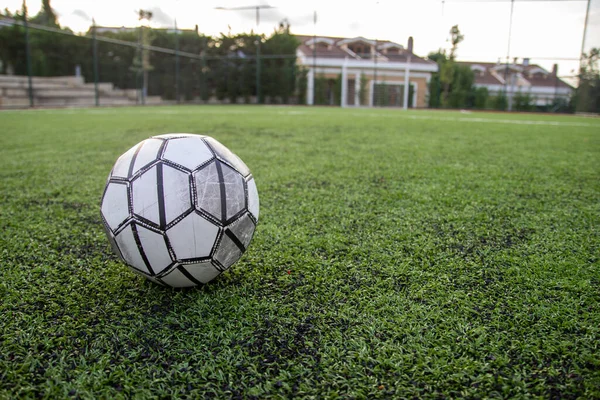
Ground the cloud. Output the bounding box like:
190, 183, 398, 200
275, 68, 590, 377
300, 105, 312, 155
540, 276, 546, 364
349, 21, 361, 33
230, 7, 288, 28
286, 12, 315, 27
72, 9, 91, 22
148, 7, 174, 28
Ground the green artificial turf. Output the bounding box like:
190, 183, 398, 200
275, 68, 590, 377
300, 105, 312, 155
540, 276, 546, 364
1, 106, 599, 398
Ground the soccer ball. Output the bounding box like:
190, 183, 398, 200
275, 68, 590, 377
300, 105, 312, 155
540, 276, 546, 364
100, 133, 259, 288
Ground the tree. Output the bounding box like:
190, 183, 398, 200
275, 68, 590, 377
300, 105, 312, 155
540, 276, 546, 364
314, 74, 329, 105
575, 48, 600, 113
427, 52, 444, 108
440, 25, 464, 105
473, 87, 489, 109
0, 8, 26, 75
261, 21, 300, 103
1, 4, 90, 77
448, 25, 464, 62
296, 66, 308, 104
0, 9, 303, 104
427, 36, 475, 110
131, 10, 154, 101
581, 48, 599, 77
513, 91, 535, 111
210, 32, 258, 103
446, 64, 474, 108
31, 0, 59, 27
491, 93, 507, 111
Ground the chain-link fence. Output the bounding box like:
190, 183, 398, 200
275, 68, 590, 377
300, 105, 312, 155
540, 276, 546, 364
0, 16, 303, 109
1, 13, 596, 113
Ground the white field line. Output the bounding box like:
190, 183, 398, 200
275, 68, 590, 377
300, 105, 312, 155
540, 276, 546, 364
80, 108, 253, 115
0, 108, 253, 115
2, 107, 598, 128
276, 110, 307, 115
418, 114, 599, 128
358, 112, 599, 128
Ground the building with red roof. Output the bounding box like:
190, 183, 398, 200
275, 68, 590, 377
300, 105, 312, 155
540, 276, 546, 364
457, 59, 573, 107
296, 35, 438, 108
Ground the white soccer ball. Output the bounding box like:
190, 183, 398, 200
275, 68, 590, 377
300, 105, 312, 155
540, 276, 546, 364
100, 133, 259, 288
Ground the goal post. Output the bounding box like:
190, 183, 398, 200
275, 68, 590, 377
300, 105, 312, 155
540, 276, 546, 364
341, 57, 348, 107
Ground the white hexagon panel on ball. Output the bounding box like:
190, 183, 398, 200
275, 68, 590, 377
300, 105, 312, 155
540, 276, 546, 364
100, 133, 259, 288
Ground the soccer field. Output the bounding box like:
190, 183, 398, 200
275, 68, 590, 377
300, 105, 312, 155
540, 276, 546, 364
1, 106, 599, 398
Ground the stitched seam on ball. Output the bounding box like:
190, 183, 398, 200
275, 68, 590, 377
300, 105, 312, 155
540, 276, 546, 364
215, 160, 227, 224
131, 223, 155, 276
177, 265, 203, 286
127, 142, 144, 179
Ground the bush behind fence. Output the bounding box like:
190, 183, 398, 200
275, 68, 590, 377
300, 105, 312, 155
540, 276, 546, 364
0, 16, 304, 107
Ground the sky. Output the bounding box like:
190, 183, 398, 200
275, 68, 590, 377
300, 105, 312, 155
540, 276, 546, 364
3, 0, 599, 81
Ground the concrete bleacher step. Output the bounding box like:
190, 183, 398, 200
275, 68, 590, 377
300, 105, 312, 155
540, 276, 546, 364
33, 96, 164, 106
35, 88, 99, 98
0, 97, 31, 107
37, 97, 136, 106
0, 81, 75, 90
0, 75, 165, 107
0, 75, 85, 86
82, 83, 114, 92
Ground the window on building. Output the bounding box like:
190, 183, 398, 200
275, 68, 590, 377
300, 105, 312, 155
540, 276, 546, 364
348, 43, 370, 57
471, 66, 486, 77
316, 42, 329, 51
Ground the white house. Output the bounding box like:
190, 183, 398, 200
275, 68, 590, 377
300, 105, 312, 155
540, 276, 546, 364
457, 59, 573, 107
296, 35, 438, 108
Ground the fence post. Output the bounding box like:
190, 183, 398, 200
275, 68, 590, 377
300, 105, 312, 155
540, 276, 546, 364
341, 57, 348, 108
239, 58, 244, 103
137, 27, 142, 105
141, 29, 146, 106
256, 34, 261, 104
403, 48, 411, 109
288, 58, 294, 104
175, 20, 180, 104
92, 19, 99, 107
201, 50, 206, 102
23, 1, 34, 107
136, 26, 147, 105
